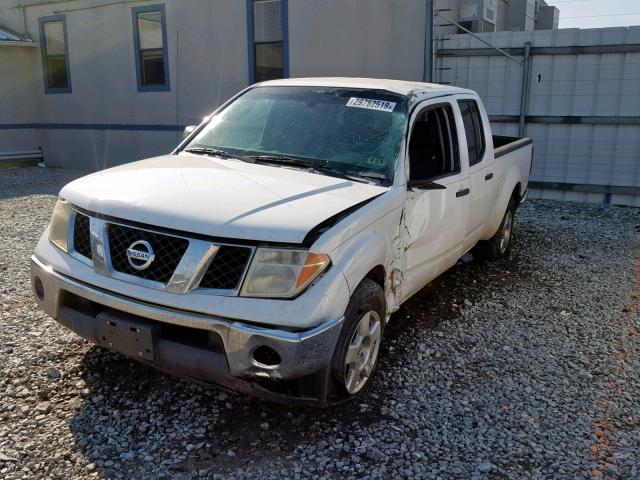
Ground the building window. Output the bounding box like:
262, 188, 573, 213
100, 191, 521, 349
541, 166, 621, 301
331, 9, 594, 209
132, 4, 170, 92
39, 15, 71, 93
248, 0, 289, 84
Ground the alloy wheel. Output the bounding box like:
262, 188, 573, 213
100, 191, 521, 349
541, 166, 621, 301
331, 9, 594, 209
343, 310, 382, 394
499, 209, 514, 255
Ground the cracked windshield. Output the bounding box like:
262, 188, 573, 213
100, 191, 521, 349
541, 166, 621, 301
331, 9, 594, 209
186, 86, 409, 184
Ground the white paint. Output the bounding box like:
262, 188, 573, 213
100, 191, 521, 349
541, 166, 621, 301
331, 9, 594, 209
260, 77, 467, 97
36, 81, 532, 331
60, 153, 387, 244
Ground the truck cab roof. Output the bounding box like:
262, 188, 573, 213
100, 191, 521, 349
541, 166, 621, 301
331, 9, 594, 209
258, 77, 475, 101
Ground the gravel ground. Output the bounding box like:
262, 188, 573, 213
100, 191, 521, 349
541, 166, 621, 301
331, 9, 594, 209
1, 166, 639, 480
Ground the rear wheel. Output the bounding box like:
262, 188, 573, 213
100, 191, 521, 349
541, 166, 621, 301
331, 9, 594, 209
330, 278, 385, 401
473, 197, 516, 261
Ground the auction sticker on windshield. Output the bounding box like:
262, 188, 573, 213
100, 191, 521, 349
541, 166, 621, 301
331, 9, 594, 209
346, 97, 396, 112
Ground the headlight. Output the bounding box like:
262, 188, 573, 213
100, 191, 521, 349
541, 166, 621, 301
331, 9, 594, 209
240, 249, 330, 298
48, 198, 72, 252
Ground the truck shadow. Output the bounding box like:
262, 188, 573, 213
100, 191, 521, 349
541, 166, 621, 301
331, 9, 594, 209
68, 232, 534, 478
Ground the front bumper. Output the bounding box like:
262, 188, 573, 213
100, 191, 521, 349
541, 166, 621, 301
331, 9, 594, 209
31, 255, 344, 404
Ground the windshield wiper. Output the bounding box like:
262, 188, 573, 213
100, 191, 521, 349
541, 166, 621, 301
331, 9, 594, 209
246, 155, 377, 183
245, 154, 317, 167
184, 146, 236, 159
346, 170, 391, 184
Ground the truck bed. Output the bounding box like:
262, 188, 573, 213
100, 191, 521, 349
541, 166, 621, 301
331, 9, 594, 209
493, 135, 533, 159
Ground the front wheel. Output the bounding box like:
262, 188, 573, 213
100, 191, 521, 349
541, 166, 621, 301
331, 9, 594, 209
473, 197, 516, 261
329, 278, 385, 401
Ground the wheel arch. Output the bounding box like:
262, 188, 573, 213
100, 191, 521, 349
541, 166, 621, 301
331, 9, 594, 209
512, 182, 523, 205
364, 265, 386, 290
482, 169, 523, 240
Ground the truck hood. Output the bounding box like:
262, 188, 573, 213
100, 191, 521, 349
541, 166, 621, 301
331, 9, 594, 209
60, 153, 388, 244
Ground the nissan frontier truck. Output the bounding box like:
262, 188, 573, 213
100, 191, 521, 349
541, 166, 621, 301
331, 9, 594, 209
31, 78, 533, 406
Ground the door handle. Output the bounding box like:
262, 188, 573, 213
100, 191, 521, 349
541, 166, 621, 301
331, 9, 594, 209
485, 172, 494, 181
456, 188, 470, 198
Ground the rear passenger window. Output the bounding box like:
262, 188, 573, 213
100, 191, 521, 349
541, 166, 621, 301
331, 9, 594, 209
408, 104, 459, 181
458, 100, 485, 166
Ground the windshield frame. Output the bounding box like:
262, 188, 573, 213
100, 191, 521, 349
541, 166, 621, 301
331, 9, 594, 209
175, 84, 410, 186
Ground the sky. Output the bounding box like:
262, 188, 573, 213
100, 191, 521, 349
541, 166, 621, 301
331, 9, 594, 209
546, 0, 640, 29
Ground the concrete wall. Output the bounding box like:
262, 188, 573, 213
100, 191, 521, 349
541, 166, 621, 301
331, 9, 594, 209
0, 0, 430, 170
0, 0, 26, 33
435, 0, 460, 36
536, 6, 559, 31
503, 0, 536, 32
438, 27, 640, 206
435, 0, 555, 35
495, 0, 508, 32
289, 0, 426, 81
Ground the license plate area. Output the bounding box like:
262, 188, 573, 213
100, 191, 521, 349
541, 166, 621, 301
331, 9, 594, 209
96, 311, 157, 361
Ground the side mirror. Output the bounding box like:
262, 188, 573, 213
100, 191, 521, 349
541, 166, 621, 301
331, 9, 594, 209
182, 125, 197, 140
407, 179, 446, 190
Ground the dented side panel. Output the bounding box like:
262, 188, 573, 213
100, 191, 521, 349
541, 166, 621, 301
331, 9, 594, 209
313, 91, 532, 322
398, 181, 469, 303
315, 190, 406, 319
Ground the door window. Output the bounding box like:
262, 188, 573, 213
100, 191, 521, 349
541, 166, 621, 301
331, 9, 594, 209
458, 100, 486, 166
408, 105, 459, 181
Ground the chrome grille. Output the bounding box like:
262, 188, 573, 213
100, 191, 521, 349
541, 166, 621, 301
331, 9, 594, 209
69, 210, 255, 294
199, 246, 253, 290
73, 213, 92, 259
107, 223, 189, 284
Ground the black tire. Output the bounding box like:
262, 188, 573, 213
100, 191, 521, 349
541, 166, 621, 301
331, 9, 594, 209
329, 278, 385, 402
473, 197, 517, 261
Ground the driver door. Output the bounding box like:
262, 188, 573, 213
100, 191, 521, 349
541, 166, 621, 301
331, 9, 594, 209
400, 99, 471, 302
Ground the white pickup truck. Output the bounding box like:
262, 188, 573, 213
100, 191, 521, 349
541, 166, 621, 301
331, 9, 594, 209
31, 78, 532, 406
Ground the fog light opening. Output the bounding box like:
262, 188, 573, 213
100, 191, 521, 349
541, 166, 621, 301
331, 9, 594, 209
34, 277, 45, 301
252, 345, 281, 368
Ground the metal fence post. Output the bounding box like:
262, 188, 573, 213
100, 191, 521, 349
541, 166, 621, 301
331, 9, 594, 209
519, 41, 532, 137
423, 0, 435, 83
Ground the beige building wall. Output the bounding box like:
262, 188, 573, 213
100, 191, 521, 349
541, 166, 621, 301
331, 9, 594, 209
289, 0, 427, 81
0, 44, 39, 153
11, 0, 250, 169
0, 0, 431, 170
